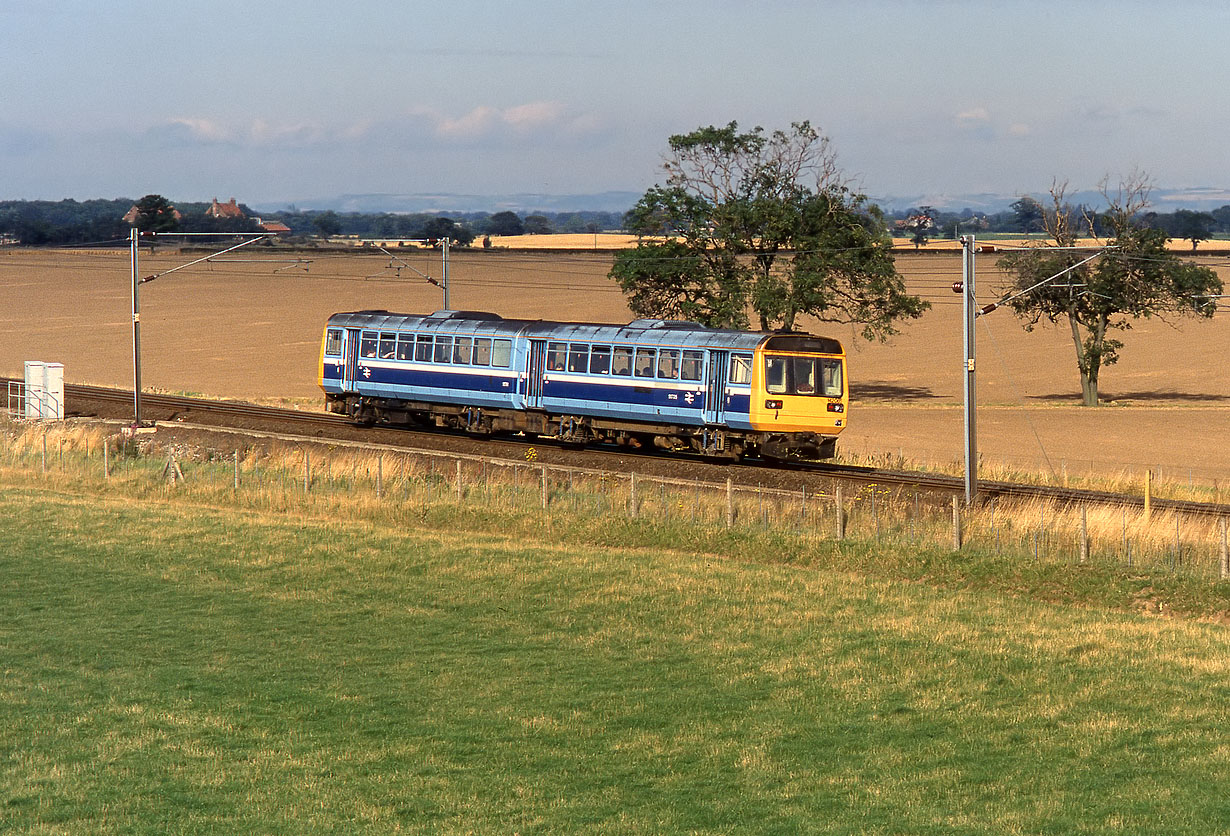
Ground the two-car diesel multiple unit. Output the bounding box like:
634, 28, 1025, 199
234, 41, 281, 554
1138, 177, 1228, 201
319, 310, 848, 460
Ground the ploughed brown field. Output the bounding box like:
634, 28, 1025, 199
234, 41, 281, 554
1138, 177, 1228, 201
2, 245, 1228, 482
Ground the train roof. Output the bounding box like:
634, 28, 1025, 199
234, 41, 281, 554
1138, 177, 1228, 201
325, 310, 842, 354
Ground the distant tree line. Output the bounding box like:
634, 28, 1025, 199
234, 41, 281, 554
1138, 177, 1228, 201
885, 201, 1230, 251
0, 198, 627, 246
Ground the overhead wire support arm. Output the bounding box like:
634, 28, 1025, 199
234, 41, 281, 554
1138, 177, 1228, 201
139, 234, 268, 284
975, 247, 1114, 317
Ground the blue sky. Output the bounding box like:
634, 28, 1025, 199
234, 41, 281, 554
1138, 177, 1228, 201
3, 0, 1228, 206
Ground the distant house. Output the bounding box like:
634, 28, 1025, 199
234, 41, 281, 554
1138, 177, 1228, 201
255, 219, 291, 235
122, 203, 182, 225
206, 197, 245, 220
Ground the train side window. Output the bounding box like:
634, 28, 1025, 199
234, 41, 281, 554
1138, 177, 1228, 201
491, 339, 512, 368
657, 348, 680, 380
730, 354, 752, 385
396, 334, 415, 361
473, 338, 492, 366
590, 345, 611, 374
611, 346, 633, 376
634, 347, 656, 378
567, 343, 589, 373
324, 329, 343, 356
360, 331, 378, 359
415, 334, 433, 362
821, 358, 843, 397
453, 336, 472, 364
681, 350, 703, 381
547, 342, 567, 372
765, 357, 787, 394
433, 335, 453, 363
379, 332, 397, 359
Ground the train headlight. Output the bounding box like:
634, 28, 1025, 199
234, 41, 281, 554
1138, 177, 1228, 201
827, 402, 844, 413
764, 399, 783, 410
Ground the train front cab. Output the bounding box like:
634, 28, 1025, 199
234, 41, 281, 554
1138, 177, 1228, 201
747, 334, 847, 459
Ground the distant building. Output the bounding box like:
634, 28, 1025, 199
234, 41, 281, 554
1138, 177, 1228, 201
122, 203, 182, 225
206, 197, 245, 220
255, 219, 291, 235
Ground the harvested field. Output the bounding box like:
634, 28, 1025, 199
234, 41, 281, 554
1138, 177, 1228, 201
1, 247, 1228, 481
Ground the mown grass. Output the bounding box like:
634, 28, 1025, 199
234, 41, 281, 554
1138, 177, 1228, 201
4, 469, 1230, 833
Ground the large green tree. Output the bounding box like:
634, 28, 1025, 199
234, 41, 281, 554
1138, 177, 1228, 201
997, 176, 1222, 406
132, 194, 179, 233
611, 121, 927, 336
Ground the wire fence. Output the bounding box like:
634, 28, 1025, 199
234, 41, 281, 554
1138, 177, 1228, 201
4, 418, 1229, 581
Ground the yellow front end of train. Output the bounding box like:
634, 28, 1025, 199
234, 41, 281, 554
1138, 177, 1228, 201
747, 335, 848, 439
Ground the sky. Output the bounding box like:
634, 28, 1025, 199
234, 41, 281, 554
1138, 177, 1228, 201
3, 0, 1229, 208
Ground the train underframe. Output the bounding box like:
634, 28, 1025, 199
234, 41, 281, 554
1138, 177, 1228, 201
326, 393, 837, 461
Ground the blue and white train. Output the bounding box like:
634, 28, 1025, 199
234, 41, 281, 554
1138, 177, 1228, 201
320, 310, 848, 459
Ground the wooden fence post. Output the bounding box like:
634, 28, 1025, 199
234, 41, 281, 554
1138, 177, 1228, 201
541, 466, 549, 510
303, 449, 310, 493
233, 449, 239, 491
103, 440, 109, 480
726, 478, 734, 528
1079, 507, 1088, 564
455, 459, 462, 503
952, 495, 962, 550
835, 486, 845, 540
629, 472, 638, 518
1220, 519, 1228, 580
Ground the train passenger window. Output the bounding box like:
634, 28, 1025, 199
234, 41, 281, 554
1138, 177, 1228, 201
634, 347, 656, 378
730, 354, 752, 385
547, 342, 567, 372
453, 336, 472, 364
611, 346, 633, 376
567, 343, 589, 373
434, 335, 453, 363
360, 331, 378, 359
765, 357, 787, 394
379, 332, 397, 359
821, 358, 843, 397
590, 345, 611, 374
657, 349, 680, 380
681, 350, 703, 381
324, 329, 343, 356
396, 334, 415, 361
491, 339, 512, 368
473, 338, 492, 366
415, 334, 433, 362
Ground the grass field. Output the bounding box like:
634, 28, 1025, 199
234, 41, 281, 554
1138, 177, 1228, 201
4, 436, 1230, 833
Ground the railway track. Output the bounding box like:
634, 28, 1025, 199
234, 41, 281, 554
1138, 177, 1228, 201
7, 379, 1228, 518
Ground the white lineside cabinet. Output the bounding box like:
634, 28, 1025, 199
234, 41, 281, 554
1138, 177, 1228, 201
24, 361, 64, 420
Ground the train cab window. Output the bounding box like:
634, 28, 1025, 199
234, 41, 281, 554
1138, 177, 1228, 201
491, 339, 512, 368
567, 343, 589, 373
324, 329, 343, 356
791, 357, 816, 393
547, 342, 567, 372
590, 345, 612, 374
396, 334, 415, 361
821, 358, 843, 397
473, 338, 492, 366
634, 347, 656, 378
611, 346, 633, 376
453, 336, 472, 365
415, 334, 433, 362
433, 335, 453, 363
730, 354, 752, 385
765, 357, 787, 394
657, 349, 680, 380
681, 350, 703, 381
360, 331, 378, 359
379, 332, 397, 359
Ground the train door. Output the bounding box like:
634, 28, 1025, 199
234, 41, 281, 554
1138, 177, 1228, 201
525, 339, 547, 409
704, 349, 729, 424
342, 328, 362, 391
